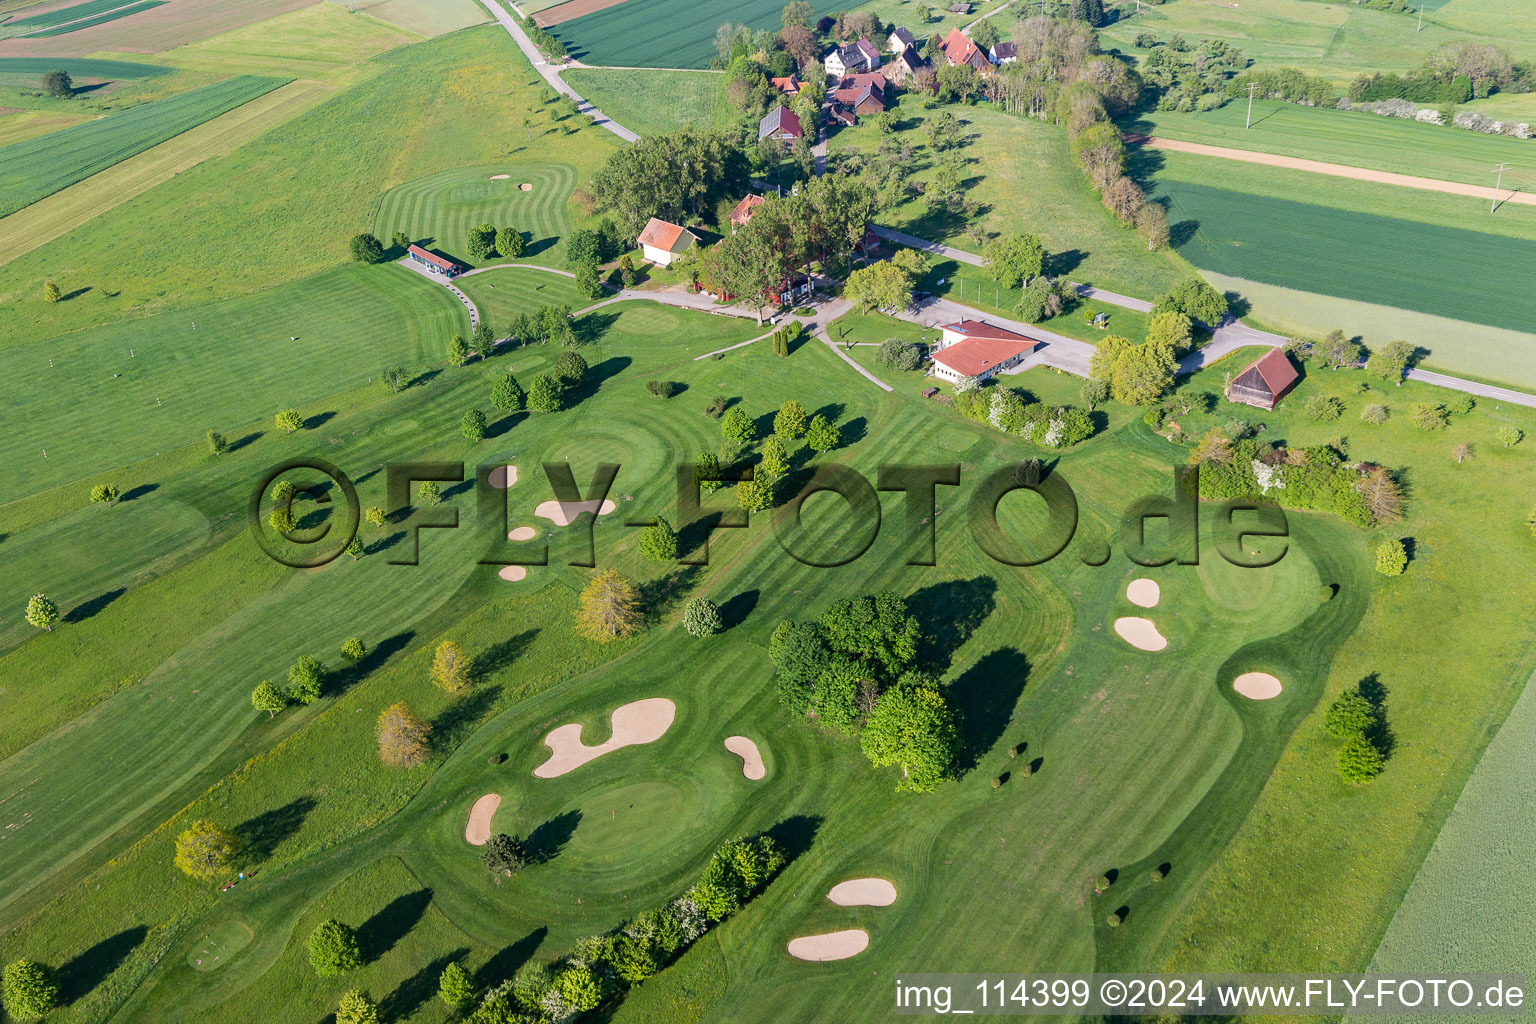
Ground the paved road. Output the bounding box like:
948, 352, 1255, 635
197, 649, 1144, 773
475, 0, 639, 143
872, 225, 984, 266
1407, 369, 1536, 410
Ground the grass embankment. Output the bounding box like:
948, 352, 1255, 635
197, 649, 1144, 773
561, 68, 733, 138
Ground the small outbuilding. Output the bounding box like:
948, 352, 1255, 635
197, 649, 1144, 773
637, 217, 697, 266
407, 244, 462, 278
1225, 347, 1300, 410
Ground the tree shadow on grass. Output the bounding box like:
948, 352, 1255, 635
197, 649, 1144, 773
908, 577, 997, 672
120, 483, 158, 503
236, 795, 318, 865
334, 630, 414, 696
765, 814, 823, 861
840, 415, 867, 447
304, 411, 336, 431
637, 565, 703, 621
676, 510, 723, 561
408, 368, 442, 390
381, 948, 468, 1022
431, 686, 502, 751
475, 927, 547, 991
719, 589, 759, 630
947, 647, 1031, 773
527, 809, 581, 864
57, 926, 148, 1005
358, 888, 434, 964
65, 588, 125, 624
472, 629, 539, 682
225, 431, 263, 454
574, 309, 619, 344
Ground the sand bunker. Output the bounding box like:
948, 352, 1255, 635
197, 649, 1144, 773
533, 498, 617, 526
788, 930, 869, 961
488, 465, 518, 489
465, 793, 501, 845
827, 878, 898, 907
724, 736, 765, 780
1126, 578, 1160, 608
1114, 617, 1168, 652
1232, 672, 1283, 700
498, 565, 528, 582
508, 526, 537, 541
534, 698, 676, 778
490, 174, 510, 179
519, 182, 533, 191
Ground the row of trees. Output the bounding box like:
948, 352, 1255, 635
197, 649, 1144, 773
456, 833, 785, 1021
953, 386, 1095, 447
770, 593, 962, 791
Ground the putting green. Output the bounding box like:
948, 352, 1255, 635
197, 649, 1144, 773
185, 918, 254, 972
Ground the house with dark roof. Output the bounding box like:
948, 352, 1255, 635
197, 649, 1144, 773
727, 193, 765, 229
824, 38, 881, 78
758, 104, 803, 142
637, 217, 697, 266
1226, 348, 1301, 410
940, 27, 993, 72
930, 321, 1039, 383
990, 41, 1017, 64
886, 44, 926, 83
828, 104, 857, 127
948, 2, 971, 13
407, 244, 462, 278
887, 26, 915, 53
832, 82, 885, 114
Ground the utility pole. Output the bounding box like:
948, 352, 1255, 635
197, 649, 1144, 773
1245, 82, 1258, 129
1492, 163, 1511, 213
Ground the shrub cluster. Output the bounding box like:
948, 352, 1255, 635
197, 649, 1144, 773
953, 386, 1095, 448
1193, 440, 1391, 528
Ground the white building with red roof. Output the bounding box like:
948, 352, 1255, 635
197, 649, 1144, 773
636, 217, 697, 266
931, 320, 1038, 383
406, 244, 462, 278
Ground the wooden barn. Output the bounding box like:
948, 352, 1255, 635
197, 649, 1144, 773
1226, 348, 1300, 410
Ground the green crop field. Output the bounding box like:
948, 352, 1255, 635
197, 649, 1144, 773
0, 74, 284, 218
1133, 100, 1536, 191
547, 0, 842, 68
1360, 666, 1536, 1020
0, 55, 172, 79
0, 0, 145, 33
561, 68, 733, 138
1101, 0, 1536, 83
159, 3, 419, 78
374, 162, 580, 270
1153, 179, 1536, 336
24, 0, 164, 37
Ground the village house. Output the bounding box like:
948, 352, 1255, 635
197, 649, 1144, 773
758, 104, 803, 142
828, 104, 857, 127
770, 73, 800, 96
1225, 348, 1301, 410
887, 25, 915, 54
940, 27, 993, 73
824, 38, 881, 78
831, 81, 885, 115
636, 217, 697, 267
407, 244, 461, 278
886, 44, 926, 83
990, 41, 1017, 64
930, 319, 1038, 384
727, 193, 766, 230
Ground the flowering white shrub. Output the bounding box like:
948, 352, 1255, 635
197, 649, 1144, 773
1415, 108, 1444, 125
669, 896, 708, 942
953, 374, 980, 393
1252, 459, 1285, 494
1044, 418, 1065, 447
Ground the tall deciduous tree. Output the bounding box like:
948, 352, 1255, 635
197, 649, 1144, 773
860, 681, 961, 792
41, 69, 72, 97
377, 702, 431, 767
350, 234, 385, 264
439, 962, 476, 1010
806, 414, 839, 453
430, 641, 471, 693
251, 681, 288, 718
590, 130, 747, 237
288, 655, 326, 704
2, 960, 60, 1021
774, 400, 807, 440
307, 920, 362, 978
982, 233, 1046, 289
174, 820, 240, 880
336, 990, 380, 1024
575, 570, 642, 642
461, 409, 487, 442
1368, 340, 1415, 385
639, 517, 678, 561
492, 372, 525, 412
275, 408, 303, 434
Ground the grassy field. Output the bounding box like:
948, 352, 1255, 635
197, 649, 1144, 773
158, 2, 419, 78
0, 26, 616, 339
1101, 0, 1536, 83
1132, 99, 1536, 192
1360, 665, 1536, 1024
0, 54, 171, 78
335, 0, 490, 36
374, 162, 582, 270
828, 94, 1192, 299
852, 0, 1016, 48
546, 0, 843, 68
0, 105, 92, 144
0, 74, 285, 217
454, 264, 586, 328
1153, 178, 1536, 336
561, 68, 733, 138
0, 0, 148, 34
